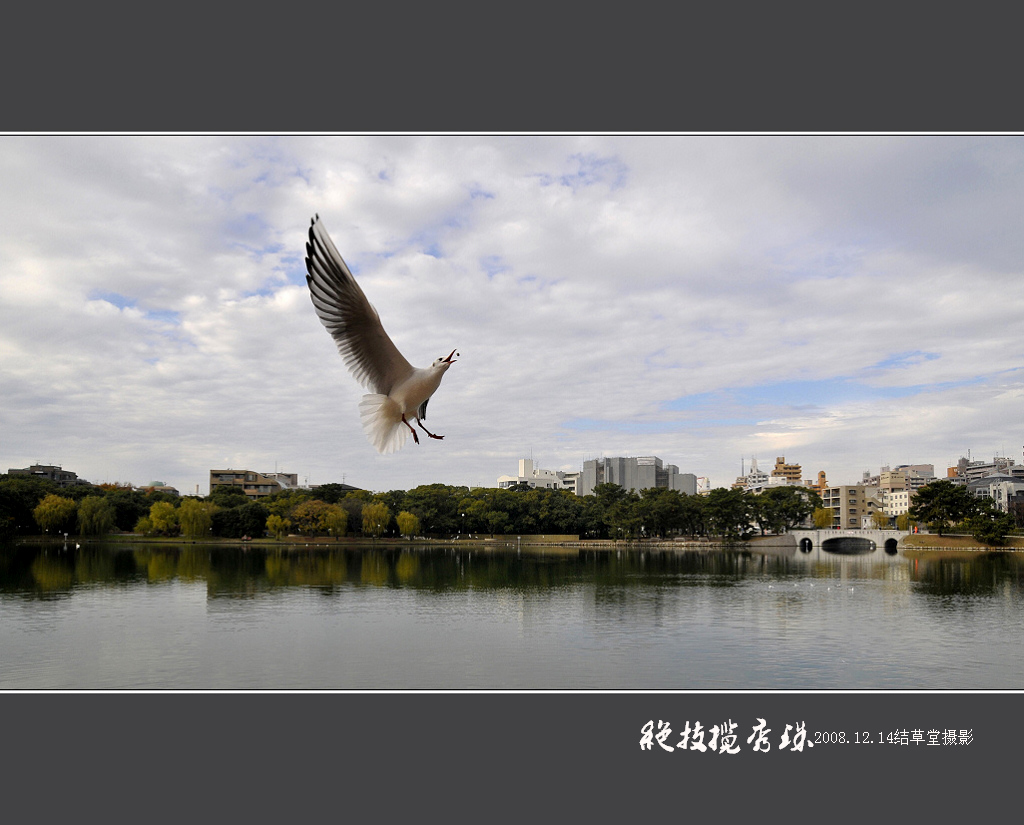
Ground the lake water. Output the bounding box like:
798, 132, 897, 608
2, 540, 1022, 689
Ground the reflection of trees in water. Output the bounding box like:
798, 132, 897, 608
4, 543, 1024, 602
909, 553, 1024, 599
1, 545, 141, 597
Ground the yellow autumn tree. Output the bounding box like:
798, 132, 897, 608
361, 502, 391, 538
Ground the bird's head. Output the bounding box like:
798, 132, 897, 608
432, 349, 458, 371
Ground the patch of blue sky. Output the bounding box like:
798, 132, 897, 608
241, 286, 280, 300
480, 255, 509, 279
870, 350, 939, 370
666, 373, 988, 412
89, 290, 135, 310
731, 378, 908, 407
467, 184, 495, 200
562, 418, 758, 436
563, 418, 681, 435
404, 224, 447, 259
224, 212, 270, 240
662, 390, 722, 411
230, 239, 284, 261
534, 153, 629, 192
145, 309, 181, 325
561, 153, 628, 190
278, 254, 310, 286
563, 416, 759, 434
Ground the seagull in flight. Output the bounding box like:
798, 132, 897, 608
304, 214, 458, 454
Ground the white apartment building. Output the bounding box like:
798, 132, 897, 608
882, 489, 911, 518
497, 459, 580, 494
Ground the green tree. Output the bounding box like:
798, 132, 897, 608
589, 483, 631, 539
77, 495, 116, 535
362, 502, 391, 538
402, 484, 466, 534
755, 486, 820, 534
208, 486, 252, 508
1, 475, 61, 537
703, 488, 752, 540
908, 480, 981, 535
967, 512, 1016, 546
635, 488, 685, 538
105, 487, 152, 532
313, 483, 362, 504
263, 489, 314, 518
33, 494, 78, 535
396, 511, 421, 538
486, 509, 510, 536
677, 493, 706, 536
179, 498, 218, 538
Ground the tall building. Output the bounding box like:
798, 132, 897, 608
821, 485, 883, 529
579, 456, 697, 497
812, 470, 828, 497
771, 456, 802, 483
210, 469, 300, 499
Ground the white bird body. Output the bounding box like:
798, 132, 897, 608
304, 215, 457, 454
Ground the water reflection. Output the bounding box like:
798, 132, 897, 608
2, 541, 1023, 689
3, 541, 1022, 600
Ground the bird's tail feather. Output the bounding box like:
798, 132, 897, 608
359, 394, 410, 454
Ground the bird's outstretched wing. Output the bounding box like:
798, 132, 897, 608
305, 215, 414, 395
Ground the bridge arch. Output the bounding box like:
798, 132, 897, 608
821, 536, 876, 555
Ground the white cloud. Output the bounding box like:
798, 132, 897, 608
2, 135, 1023, 494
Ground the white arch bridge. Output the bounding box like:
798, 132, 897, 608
789, 528, 910, 555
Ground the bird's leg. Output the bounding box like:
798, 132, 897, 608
416, 419, 444, 440
402, 414, 420, 444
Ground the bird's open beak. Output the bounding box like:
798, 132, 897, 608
444, 349, 458, 363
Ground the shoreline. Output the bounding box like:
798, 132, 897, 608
9, 531, 1023, 554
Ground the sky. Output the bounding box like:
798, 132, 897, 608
2, 135, 1022, 495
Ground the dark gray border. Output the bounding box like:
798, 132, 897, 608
2, 692, 1014, 817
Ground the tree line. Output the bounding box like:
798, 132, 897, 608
2, 474, 824, 541
4, 473, 1018, 544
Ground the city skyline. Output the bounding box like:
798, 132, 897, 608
3, 135, 1023, 496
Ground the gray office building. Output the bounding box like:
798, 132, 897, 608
579, 456, 697, 497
